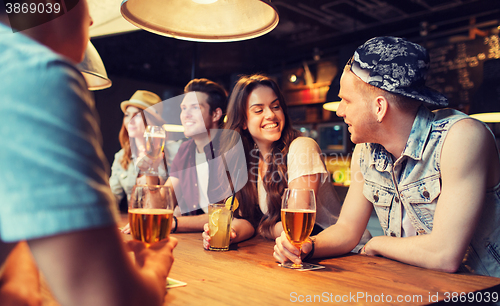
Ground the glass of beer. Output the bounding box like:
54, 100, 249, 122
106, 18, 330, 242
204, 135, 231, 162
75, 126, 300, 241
208, 203, 233, 251
281, 188, 316, 269
128, 185, 174, 245
143, 125, 166, 175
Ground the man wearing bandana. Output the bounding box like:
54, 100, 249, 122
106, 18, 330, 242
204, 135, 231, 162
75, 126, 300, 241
274, 36, 500, 278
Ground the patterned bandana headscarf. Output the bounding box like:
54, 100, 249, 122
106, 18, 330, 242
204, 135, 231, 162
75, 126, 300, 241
347, 36, 448, 107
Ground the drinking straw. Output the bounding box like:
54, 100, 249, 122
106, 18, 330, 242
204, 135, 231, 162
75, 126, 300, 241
139, 109, 148, 127
229, 169, 240, 211
162, 147, 169, 177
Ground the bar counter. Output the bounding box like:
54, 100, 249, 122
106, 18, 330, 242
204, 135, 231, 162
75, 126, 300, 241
42, 214, 500, 305
163, 232, 499, 305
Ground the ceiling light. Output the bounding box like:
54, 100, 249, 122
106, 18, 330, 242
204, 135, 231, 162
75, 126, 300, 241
192, 0, 218, 3
76, 42, 112, 91
469, 59, 500, 123
163, 124, 185, 132
120, 0, 279, 42
323, 102, 340, 112
87, 0, 139, 38
289, 74, 299, 84
323, 73, 341, 112
469, 113, 500, 123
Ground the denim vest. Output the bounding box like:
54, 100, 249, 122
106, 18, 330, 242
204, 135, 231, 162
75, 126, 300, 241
360, 106, 500, 277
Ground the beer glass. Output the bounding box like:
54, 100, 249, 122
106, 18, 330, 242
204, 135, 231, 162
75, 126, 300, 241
281, 188, 316, 269
143, 125, 166, 175
129, 185, 174, 245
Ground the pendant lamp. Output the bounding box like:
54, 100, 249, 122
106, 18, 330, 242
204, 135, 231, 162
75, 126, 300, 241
469, 59, 500, 123
77, 42, 112, 91
323, 46, 356, 112
120, 0, 279, 42
323, 73, 341, 112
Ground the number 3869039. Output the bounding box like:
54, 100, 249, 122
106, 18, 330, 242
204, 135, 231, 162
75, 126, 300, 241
443, 291, 498, 303
5, 2, 61, 14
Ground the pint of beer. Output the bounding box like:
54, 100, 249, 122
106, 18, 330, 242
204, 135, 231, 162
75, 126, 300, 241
280, 188, 317, 269
129, 185, 174, 244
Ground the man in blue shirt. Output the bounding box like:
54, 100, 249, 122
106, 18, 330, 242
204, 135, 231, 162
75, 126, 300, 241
0, 1, 177, 305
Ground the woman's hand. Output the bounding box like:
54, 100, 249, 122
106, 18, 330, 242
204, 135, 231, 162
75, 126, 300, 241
202, 223, 237, 250
202, 223, 211, 250
121, 223, 131, 234
273, 221, 284, 238
135, 151, 164, 173
273, 231, 313, 266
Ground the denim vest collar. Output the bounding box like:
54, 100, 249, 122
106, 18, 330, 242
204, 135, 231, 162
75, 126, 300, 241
369, 105, 434, 173
401, 106, 434, 161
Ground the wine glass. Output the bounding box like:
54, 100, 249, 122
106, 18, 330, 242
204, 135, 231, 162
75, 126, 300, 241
143, 125, 166, 175
281, 188, 316, 269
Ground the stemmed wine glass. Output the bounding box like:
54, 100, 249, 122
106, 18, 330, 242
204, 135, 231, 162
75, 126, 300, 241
142, 125, 166, 175
281, 188, 317, 269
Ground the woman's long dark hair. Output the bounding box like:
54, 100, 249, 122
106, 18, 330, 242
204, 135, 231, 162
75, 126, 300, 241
119, 124, 132, 170
222, 74, 299, 239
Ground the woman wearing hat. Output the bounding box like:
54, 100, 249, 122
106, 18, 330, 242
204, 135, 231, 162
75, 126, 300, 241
109, 90, 169, 209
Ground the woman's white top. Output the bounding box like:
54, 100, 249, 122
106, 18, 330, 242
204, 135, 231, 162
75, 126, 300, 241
257, 137, 341, 229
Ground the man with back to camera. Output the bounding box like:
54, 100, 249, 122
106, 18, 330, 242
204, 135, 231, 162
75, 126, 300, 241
274, 36, 500, 277
0, 1, 177, 305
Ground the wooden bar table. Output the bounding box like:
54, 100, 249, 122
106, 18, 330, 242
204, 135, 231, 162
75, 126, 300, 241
164, 232, 500, 305
42, 214, 500, 305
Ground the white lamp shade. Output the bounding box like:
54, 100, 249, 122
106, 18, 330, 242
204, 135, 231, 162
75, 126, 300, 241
88, 0, 140, 37
120, 0, 279, 42
77, 42, 112, 91
469, 113, 500, 123
323, 102, 341, 112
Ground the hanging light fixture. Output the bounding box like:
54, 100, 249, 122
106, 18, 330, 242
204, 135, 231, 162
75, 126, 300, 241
120, 0, 279, 42
469, 59, 500, 123
323, 73, 341, 112
323, 46, 356, 112
77, 42, 112, 91
163, 124, 185, 132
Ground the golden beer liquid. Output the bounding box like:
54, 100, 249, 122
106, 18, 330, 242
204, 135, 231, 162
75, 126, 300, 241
281, 209, 316, 248
144, 134, 165, 159
129, 208, 173, 244
209, 205, 232, 251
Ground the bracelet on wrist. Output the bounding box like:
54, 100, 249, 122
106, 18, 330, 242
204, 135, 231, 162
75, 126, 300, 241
171, 216, 178, 233
302, 236, 316, 262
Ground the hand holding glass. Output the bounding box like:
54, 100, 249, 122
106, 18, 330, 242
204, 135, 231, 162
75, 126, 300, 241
281, 188, 316, 269
129, 185, 174, 245
208, 202, 233, 251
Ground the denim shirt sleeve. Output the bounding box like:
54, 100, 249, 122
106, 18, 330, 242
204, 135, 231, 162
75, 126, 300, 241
0, 53, 116, 241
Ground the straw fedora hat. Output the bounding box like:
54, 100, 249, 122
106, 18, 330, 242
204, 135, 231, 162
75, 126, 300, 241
121, 90, 164, 125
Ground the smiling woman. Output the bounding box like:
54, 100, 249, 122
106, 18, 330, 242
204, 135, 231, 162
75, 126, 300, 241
109, 90, 168, 210
201, 74, 358, 251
